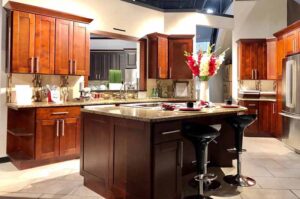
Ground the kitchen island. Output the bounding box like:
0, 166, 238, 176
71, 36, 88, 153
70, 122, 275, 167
80, 105, 246, 199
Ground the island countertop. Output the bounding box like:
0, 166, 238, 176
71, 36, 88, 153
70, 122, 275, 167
82, 104, 247, 122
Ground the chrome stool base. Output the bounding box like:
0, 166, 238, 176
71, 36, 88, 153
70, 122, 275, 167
223, 174, 256, 187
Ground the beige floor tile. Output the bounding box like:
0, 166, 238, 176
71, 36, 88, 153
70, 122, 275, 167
291, 190, 300, 198
267, 168, 300, 178
0, 191, 41, 198
20, 180, 81, 195
256, 177, 300, 189
240, 189, 298, 199
70, 185, 100, 197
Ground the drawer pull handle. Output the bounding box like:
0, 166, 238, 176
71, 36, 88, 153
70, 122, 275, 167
248, 104, 256, 107
161, 130, 180, 135
51, 112, 69, 115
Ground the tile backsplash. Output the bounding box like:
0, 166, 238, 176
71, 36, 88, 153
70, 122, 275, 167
8, 74, 83, 103
239, 80, 277, 92
147, 79, 194, 98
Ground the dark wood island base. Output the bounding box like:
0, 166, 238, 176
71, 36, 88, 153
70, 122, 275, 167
80, 106, 246, 199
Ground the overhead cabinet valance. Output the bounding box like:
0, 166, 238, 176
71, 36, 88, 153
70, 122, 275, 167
5, 2, 93, 76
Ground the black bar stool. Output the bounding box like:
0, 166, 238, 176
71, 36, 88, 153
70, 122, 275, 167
224, 114, 257, 187
182, 123, 221, 199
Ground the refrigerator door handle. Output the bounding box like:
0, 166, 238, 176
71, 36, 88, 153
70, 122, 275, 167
280, 112, 300, 120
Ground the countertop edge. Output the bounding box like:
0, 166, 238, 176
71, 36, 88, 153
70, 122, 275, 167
81, 107, 247, 123
7, 98, 196, 110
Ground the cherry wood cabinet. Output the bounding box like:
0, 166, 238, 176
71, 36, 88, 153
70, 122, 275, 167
7, 106, 80, 169
238, 101, 259, 136
35, 119, 59, 160
168, 36, 193, 79
35, 15, 55, 74
284, 30, 297, 56
154, 141, 182, 199
81, 110, 240, 198
147, 33, 194, 79
238, 100, 277, 137
73, 22, 90, 75
148, 33, 169, 79
6, 4, 92, 76
36, 107, 80, 160
139, 39, 147, 91
238, 39, 267, 80
11, 11, 35, 73
267, 39, 277, 80
55, 19, 73, 75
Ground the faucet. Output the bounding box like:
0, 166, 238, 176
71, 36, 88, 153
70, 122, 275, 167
119, 82, 129, 100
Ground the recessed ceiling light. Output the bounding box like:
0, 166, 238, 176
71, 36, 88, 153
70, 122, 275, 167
206, 8, 214, 14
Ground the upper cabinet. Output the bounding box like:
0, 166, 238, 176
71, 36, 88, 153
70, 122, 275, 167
148, 33, 169, 79
147, 33, 194, 79
266, 38, 277, 80
274, 20, 300, 57
6, 1, 93, 76
168, 36, 193, 79
55, 19, 73, 75
11, 11, 36, 74
238, 39, 267, 80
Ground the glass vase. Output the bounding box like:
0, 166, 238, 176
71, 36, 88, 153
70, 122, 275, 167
199, 80, 209, 102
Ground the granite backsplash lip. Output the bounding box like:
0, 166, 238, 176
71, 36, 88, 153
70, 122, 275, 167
237, 98, 276, 102
7, 98, 196, 110
81, 105, 247, 122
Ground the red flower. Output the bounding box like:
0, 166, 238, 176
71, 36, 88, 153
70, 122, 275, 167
185, 55, 199, 76
209, 54, 217, 76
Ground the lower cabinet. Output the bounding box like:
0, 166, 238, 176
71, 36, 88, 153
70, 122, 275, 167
154, 140, 182, 199
36, 109, 80, 160
239, 100, 277, 137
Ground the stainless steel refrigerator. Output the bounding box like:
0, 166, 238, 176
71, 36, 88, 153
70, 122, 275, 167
281, 53, 300, 153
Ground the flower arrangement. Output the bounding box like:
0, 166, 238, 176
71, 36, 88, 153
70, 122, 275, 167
184, 45, 228, 81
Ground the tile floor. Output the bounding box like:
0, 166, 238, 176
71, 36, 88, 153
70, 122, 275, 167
0, 137, 299, 199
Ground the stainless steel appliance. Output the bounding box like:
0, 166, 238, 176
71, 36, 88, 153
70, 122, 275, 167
281, 53, 300, 153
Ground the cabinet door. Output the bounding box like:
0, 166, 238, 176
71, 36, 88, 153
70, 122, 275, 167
238, 42, 253, 80
35, 15, 55, 74
284, 31, 297, 56
277, 37, 285, 79
297, 28, 300, 53
81, 114, 110, 191
270, 102, 278, 137
89, 52, 96, 80
59, 118, 80, 156
73, 22, 90, 76
36, 119, 59, 160
169, 38, 193, 79
154, 141, 182, 199
158, 36, 169, 79
55, 19, 73, 75
238, 101, 259, 136
267, 39, 277, 80
257, 42, 267, 79
258, 102, 272, 136
11, 11, 35, 73
125, 50, 137, 69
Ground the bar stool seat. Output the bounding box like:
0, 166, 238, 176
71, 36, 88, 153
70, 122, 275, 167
182, 123, 221, 199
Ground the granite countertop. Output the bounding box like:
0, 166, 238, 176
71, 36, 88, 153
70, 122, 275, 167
82, 105, 247, 122
7, 98, 196, 110
237, 98, 277, 102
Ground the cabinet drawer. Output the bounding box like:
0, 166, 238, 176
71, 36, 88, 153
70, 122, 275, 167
36, 107, 81, 120
153, 121, 182, 144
